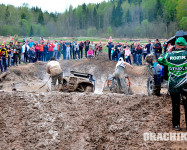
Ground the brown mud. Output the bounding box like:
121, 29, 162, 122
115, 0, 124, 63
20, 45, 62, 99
0, 54, 186, 149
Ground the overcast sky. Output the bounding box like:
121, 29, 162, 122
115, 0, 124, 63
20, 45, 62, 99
1, 0, 106, 13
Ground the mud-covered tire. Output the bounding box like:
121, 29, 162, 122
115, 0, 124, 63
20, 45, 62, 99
85, 86, 93, 92
147, 75, 161, 96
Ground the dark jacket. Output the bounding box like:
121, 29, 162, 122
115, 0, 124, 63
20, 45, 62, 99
154, 43, 162, 53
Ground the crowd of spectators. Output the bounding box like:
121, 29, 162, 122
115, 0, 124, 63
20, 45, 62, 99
0, 36, 164, 73
107, 37, 163, 66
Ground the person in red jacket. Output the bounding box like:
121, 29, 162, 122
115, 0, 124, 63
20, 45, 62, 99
38, 41, 44, 61
48, 41, 55, 60
35, 43, 40, 61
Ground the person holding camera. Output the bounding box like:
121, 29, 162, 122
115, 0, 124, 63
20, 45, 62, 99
158, 37, 187, 131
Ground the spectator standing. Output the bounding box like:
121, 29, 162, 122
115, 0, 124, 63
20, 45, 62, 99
66, 44, 71, 60
79, 41, 84, 59
28, 45, 36, 63
62, 41, 67, 60
48, 42, 55, 60
135, 42, 143, 66
119, 44, 125, 59
43, 43, 49, 61
22, 42, 30, 63
84, 40, 90, 58
89, 41, 95, 56
143, 44, 148, 60
94, 44, 98, 57
71, 40, 75, 59
107, 40, 114, 60
0, 45, 3, 72
98, 41, 103, 55
0, 44, 8, 72
163, 39, 168, 53
150, 41, 155, 55
6, 44, 12, 67
15, 42, 22, 64
28, 38, 35, 48
53, 40, 59, 60
38, 41, 44, 61
74, 41, 80, 60
153, 39, 162, 60
112, 42, 118, 62
118, 42, 122, 59
131, 41, 136, 65
125, 46, 131, 64
35, 43, 40, 61
58, 40, 63, 59
145, 40, 151, 55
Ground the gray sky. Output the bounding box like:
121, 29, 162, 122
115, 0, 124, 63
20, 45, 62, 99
0, 0, 106, 13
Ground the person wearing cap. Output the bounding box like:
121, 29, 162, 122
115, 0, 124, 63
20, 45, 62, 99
114, 57, 133, 95
0, 44, 8, 72
46, 57, 63, 91
158, 37, 187, 131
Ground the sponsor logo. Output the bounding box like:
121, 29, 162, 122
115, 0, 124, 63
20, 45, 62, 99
170, 56, 186, 60
169, 67, 187, 71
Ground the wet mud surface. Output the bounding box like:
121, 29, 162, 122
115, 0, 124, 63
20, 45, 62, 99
0, 54, 186, 149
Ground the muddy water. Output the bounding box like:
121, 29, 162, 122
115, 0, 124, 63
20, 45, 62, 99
1, 57, 159, 95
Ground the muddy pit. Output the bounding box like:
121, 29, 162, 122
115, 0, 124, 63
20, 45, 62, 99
0, 54, 187, 149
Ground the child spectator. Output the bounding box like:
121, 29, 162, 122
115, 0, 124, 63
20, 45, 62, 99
87, 47, 94, 58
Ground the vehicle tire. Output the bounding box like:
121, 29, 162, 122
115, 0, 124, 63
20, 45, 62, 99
147, 75, 161, 96
85, 86, 93, 92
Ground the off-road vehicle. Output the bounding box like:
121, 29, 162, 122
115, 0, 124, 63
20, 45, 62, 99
61, 71, 95, 92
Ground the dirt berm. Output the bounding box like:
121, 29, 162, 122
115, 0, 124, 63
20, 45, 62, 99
0, 55, 186, 149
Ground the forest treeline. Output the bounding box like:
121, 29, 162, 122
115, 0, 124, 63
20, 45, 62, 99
0, 0, 186, 38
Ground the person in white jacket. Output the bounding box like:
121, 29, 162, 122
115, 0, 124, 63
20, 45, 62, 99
22, 43, 30, 63
46, 57, 63, 91
114, 57, 133, 95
